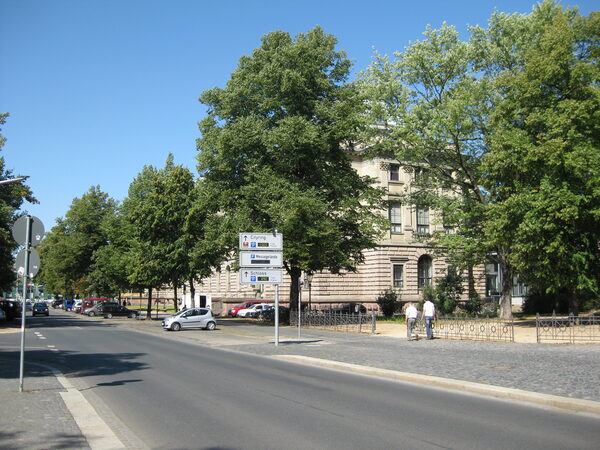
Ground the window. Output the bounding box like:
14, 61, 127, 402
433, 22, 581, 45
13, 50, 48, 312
485, 262, 500, 298
417, 255, 432, 289
389, 164, 400, 181
393, 265, 404, 288
389, 201, 402, 233
416, 207, 430, 234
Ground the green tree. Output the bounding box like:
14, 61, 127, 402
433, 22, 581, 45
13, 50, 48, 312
121, 155, 197, 314
358, 1, 590, 319
484, 9, 600, 314
197, 27, 388, 309
0, 113, 36, 292
39, 186, 117, 297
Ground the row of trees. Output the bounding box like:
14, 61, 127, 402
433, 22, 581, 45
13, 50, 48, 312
33, 1, 598, 318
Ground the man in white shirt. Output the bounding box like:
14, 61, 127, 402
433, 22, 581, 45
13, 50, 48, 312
405, 302, 418, 340
422, 297, 436, 340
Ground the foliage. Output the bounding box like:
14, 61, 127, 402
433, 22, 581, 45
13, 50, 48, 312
358, 1, 597, 317
376, 288, 400, 317
197, 27, 388, 309
483, 7, 600, 314
38, 186, 116, 297
0, 113, 36, 292
461, 293, 483, 316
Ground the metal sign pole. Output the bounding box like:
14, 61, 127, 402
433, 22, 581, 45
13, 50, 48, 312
274, 284, 279, 346
297, 276, 301, 339
19, 216, 32, 392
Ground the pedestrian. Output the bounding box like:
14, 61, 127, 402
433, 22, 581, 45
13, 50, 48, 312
405, 302, 418, 341
422, 296, 436, 340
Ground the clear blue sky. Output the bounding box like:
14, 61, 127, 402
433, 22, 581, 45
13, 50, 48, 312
1, 0, 596, 231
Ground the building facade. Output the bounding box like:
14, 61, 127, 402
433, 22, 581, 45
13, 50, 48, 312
183, 152, 485, 311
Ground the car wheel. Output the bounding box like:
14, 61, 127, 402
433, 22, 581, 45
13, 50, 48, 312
171, 322, 181, 331
89, 311, 95, 317
106, 313, 113, 319
205, 321, 216, 331
128, 313, 135, 318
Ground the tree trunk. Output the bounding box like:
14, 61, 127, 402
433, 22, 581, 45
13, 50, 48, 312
173, 280, 178, 313
498, 255, 513, 320
288, 266, 301, 311
189, 278, 196, 308
146, 287, 153, 318
467, 265, 476, 299
568, 291, 579, 316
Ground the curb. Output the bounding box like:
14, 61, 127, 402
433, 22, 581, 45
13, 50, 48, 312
30, 362, 126, 450
274, 355, 600, 415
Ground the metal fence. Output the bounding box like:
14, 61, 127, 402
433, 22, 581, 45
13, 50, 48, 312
290, 310, 376, 334
415, 316, 515, 342
536, 313, 600, 343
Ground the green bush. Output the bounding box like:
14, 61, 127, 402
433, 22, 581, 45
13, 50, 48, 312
461, 293, 483, 315
376, 288, 400, 317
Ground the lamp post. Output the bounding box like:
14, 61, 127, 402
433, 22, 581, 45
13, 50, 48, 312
0, 176, 29, 185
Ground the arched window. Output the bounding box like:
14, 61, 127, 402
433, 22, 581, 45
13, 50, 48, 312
418, 255, 433, 289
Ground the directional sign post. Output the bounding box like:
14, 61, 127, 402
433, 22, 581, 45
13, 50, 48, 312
239, 232, 283, 345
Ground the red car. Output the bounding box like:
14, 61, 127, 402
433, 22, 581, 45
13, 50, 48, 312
228, 300, 265, 317
80, 298, 109, 314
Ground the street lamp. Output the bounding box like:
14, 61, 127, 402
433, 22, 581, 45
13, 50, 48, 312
0, 176, 29, 185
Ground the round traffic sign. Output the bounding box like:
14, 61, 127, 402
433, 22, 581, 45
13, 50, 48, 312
15, 248, 41, 278
12, 216, 45, 247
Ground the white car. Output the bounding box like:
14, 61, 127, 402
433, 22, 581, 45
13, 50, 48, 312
237, 303, 271, 318
162, 308, 217, 331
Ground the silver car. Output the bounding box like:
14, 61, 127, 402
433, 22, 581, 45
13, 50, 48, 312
162, 308, 216, 331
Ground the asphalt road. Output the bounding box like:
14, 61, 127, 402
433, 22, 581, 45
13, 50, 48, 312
3, 311, 600, 449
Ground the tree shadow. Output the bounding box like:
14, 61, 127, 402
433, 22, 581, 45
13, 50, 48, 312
0, 430, 88, 449
0, 349, 148, 380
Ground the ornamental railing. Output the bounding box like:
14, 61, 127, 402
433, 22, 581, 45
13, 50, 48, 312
414, 316, 514, 342
536, 313, 600, 343
290, 310, 376, 334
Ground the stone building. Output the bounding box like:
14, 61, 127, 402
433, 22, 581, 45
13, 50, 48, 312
179, 151, 485, 311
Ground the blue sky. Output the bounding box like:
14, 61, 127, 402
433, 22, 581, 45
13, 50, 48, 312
1, 0, 596, 230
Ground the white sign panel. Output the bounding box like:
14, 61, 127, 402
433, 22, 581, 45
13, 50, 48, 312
240, 269, 283, 285
239, 233, 283, 251
240, 251, 283, 268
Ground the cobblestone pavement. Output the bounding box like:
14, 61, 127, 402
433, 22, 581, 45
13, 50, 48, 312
0, 359, 90, 450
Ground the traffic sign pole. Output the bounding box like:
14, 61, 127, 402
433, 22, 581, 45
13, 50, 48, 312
19, 216, 32, 392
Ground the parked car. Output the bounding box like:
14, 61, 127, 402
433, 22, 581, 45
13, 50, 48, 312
101, 304, 140, 319
84, 302, 117, 317
162, 308, 216, 331
63, 299, 75, 311
238, 303, 271, 318
333, 303, 367, 315
0, 300, 21, 321
73, 300, 83, 313
51, 299, 63, 309
32, 302, 49, 316
258, 305, 290, 323
80, 298, 109, 314
0, 308, 5, 322
228, 300, 265, 317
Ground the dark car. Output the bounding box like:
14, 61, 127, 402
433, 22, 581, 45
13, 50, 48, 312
51, 299, 63, 309
32, 302, 49, 316
333, 303, 367, 315
0, 300, 22, 321
259, 305, 290, 323
102, 304, 140, 319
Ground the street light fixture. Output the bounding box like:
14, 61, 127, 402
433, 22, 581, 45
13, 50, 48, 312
0, 176, 29, 185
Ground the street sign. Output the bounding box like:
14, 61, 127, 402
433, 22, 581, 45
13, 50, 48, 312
239, 232, 283, 251
12, 215, 45, 247
15, 248, 40, 278
240, 269, 283, 285
240, 251, 283, 268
